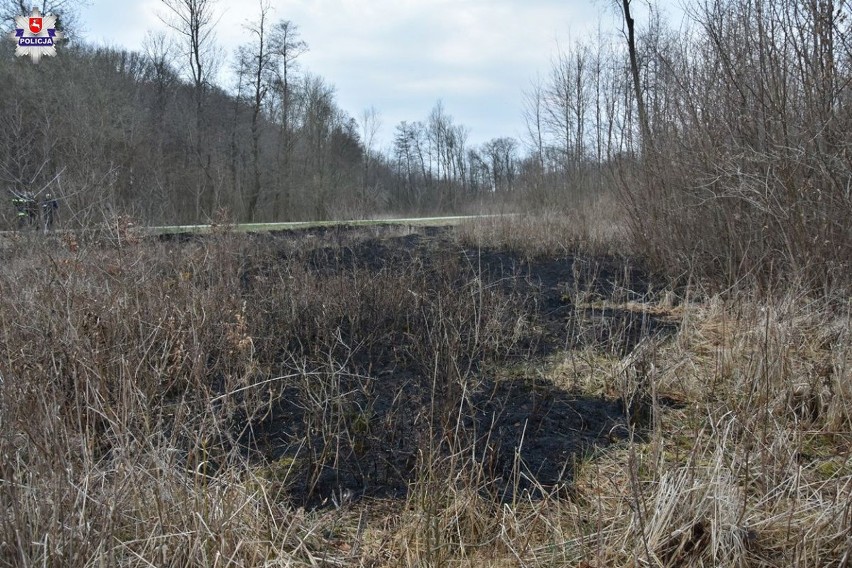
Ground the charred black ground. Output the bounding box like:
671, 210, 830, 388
166, 225, 676, 507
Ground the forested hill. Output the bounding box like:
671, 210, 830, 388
0, 31, 529, 227
0, 39, 384, 225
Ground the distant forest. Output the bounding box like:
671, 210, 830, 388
1, 0, 850, 288
0, 0, 647, 226
0, 0, 541, 225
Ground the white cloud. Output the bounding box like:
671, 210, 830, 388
79, 0, 162, 48
77, 0, 627, 146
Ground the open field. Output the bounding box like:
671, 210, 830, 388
0, 217, 849, 566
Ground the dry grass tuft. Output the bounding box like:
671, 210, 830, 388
456, 195, 629, 259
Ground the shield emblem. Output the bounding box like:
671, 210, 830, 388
29, 17, 42, 34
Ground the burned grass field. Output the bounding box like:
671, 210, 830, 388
232, 227, 672, 506
0, 220, 849, 566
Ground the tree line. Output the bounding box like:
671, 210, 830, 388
0, 0, 641, 226
0, 0, 531, 226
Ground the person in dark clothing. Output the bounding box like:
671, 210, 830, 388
42, 193, 58, 229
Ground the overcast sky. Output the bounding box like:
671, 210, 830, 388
75, 0, 676, 150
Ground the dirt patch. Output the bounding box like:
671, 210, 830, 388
281, 226, 676, 354
204, 225, 675, 506
239, 371, 629, 507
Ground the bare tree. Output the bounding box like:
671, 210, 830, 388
268, 20, 308, 218
359, 106, 382, 206
427, 101, 448, 181
392, 121, 429, 210
542, 44, 585, 178
619, 0, 650, 156
159, 0, 220, 217
159, 0, 219, 99
142, 31, 178, 116
482, 138, 518, 193
235, 0, 274, 220
523, 75, 546, 174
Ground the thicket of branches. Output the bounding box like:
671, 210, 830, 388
517, 0, 852, 291
627, 0, 852, 292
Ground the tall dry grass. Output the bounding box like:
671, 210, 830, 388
1, 215, 849, 567
456, 192, 630, 259
558, 290, 852, 566
0, 222, 538, 565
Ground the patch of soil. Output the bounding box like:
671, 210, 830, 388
281, 226, 676, 354
468, 377, 629, 500
240, 371, 629, 507
224, 225, 676, 506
